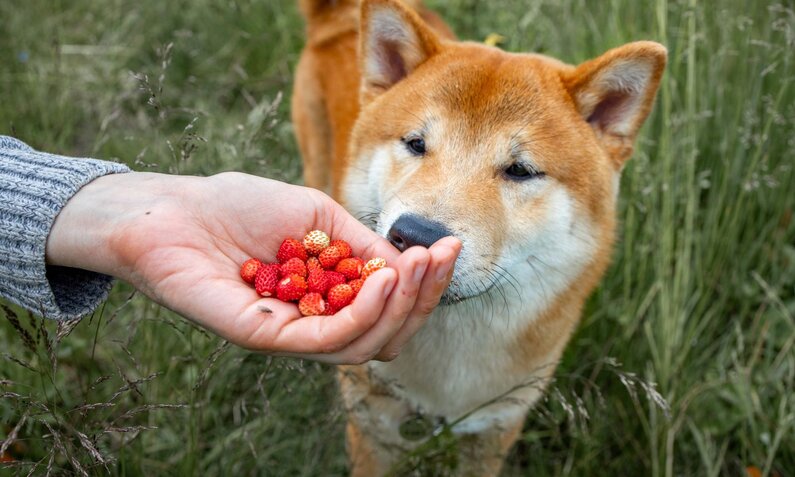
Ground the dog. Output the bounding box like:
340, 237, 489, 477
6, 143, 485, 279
292, 0, 666, 474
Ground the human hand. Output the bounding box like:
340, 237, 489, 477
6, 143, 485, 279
46, 171, 461, 364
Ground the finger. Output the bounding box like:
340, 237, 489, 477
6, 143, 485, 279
254, 267, 398, 354
373, 237, 461, 360
326, 246, 430, 364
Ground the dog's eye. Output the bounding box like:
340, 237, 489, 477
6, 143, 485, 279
404, 137, 426, 156
504, 163, 543, 181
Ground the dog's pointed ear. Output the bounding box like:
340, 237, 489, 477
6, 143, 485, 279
563, 41, 667, 164
359, 0, 442, 105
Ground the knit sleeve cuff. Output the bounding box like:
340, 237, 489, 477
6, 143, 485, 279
0, 136, 131, 320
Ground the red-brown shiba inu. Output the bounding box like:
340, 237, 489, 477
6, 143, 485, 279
292, 0, 666, 474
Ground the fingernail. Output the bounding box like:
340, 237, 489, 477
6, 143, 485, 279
436, 257, 453, 281
413, 262, 428, 282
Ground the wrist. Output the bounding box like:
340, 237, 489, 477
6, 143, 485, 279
45, 172, 195, 278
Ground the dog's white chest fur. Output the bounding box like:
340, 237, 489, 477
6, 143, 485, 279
367, 291, 559, 435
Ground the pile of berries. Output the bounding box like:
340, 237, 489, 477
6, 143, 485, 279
239, 230, 387, 316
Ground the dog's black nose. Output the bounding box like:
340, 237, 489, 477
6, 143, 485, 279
387, 214, 452, 252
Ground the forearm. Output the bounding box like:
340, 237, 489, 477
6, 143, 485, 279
0, 136, 130, 320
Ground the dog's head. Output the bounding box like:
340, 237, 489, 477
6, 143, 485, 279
342, 0, 666, 310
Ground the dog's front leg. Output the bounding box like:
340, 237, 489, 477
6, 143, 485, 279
452, 419, 525, 477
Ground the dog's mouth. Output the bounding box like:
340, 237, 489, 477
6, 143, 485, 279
438, 276, 506, 307
436, 255, 529, 308
439, 289, 474, 306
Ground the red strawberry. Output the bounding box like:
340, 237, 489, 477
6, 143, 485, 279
303, 230, 330, 256
318, 245, 345, 269
336, 257, 364, 280
325, 302, 343, 315
254, 263, 281, 297
277, 238, 308, 264
325, 271, 347, 291
329, 239, 352, 260
361, 257, 387, 280
298, 292, 326, 316
348, 278, 365, 296
327, 283, 355, 310
307, 269, 329, 295
240, 258, 262, 284
277, 274, 308, 302
280, 257, 307, 278
306, 257, 323, 273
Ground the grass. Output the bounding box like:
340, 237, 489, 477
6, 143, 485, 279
1, 0, 793, 475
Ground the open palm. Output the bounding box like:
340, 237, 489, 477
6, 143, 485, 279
50, 172, 460, 364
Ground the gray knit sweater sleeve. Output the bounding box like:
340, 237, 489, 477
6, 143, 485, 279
0, 136, 131, 320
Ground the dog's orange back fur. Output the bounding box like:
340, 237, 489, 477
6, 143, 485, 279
292, 1, 666, 475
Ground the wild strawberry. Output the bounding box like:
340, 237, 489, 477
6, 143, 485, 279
348, 278, 365, 296
336, 257, 364, 280
306, 256, 323, 273
254, 263, 281, 297
240, 258, 262, 284
280, 257, 307, 278
327, 283, 355, 310
325, 271, 347, 291
329, 239, 352, 260
318, 245, 345, 269
307, 269, 330, 295
298, 292, 326, 316
361, 257, 387, 279
277, 274, 308, 302
303, 230, 330, 256
277, 238, 308, 264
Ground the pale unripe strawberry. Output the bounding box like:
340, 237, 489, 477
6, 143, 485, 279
303, 230, 330, 256
361, 257, 387, 280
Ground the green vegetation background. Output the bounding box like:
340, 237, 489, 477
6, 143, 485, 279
1, 0, 793, 475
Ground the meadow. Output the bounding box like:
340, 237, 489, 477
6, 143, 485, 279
1, 0, 793, 475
